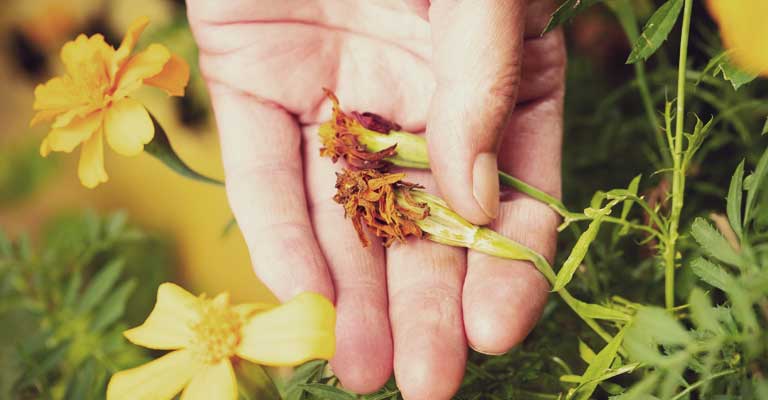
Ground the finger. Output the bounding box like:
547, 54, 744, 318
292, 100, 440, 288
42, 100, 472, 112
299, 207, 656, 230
209, 82, 334, 302
464, 28, 565, 355
303, 126, 393, 393
426, 0, 526, 225
387, 189, 467, 400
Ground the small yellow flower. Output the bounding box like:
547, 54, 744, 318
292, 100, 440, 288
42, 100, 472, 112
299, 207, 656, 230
107, 283, 336, 400
708, 0, 768, 76
31, 16, 190, 188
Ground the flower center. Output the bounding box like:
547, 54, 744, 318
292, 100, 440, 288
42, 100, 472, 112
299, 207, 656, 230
189, 297, 243, 364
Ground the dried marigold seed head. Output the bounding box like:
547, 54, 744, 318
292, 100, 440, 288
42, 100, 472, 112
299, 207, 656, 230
350, 111, 402, 133
334, 168, 429, 247
319, 89, 400, 170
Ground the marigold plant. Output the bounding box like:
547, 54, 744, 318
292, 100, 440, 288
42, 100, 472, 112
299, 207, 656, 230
107, 283, 335, 400
31, 16, 189, 188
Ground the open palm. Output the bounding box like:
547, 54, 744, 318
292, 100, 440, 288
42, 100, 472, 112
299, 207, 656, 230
187, 1, 564, 399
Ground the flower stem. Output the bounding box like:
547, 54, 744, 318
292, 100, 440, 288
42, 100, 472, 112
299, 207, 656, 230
473, 228, 615, 343
498, 171, 572, 218
664, 0, 694, 311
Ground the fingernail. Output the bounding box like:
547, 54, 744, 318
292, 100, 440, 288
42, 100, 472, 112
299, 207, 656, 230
472, 152, 500, 220
469, 343, 507, 356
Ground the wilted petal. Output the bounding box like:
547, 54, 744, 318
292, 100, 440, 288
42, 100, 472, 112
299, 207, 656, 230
124, 283, 200, 350
144, 54, 190, 96
180, 360, 237, 400
104, 99, 154, 156
77, 131, 108, 188
236, 293, 336, 366
45, 111, 102, 154
107, 349, 202, 400
114, 44, 171, 98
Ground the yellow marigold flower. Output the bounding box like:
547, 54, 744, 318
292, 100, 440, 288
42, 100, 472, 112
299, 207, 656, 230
107, 283, 336, 400
708, 0, 768, 76
31, 16, 190, 188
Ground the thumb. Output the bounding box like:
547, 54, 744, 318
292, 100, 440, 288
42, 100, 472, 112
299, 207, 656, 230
427, 0, 526, 225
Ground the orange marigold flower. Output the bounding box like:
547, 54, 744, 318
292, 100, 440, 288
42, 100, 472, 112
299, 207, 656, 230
31, 16, 190, 188
334, 168, 429, 247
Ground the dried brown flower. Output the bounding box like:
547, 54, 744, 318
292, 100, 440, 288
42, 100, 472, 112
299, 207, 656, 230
319, 89, 398, 170
334, 169, 429, 247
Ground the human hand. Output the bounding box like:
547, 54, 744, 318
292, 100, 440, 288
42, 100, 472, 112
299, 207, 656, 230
186, 1, 564, 399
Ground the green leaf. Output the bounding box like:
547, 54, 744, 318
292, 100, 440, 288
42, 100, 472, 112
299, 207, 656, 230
568, 297, 632, 321
579, 340, 597, 364
144, 113, 224, 186
682, 116, 714, 168
90, 280, 137, 331
688, 288, 722, 335
77, 259, 125, 315
575, 327, 627, 400
298, 384, 357, 400
690, 258, 735, 292
715, 57, 759, 90
697, 51, 729, 86
611, 372, 660, 400
554, 216, 605, 291
690, 218, 743, 268
634, 307, 691, 346
727, 284, 760, 338
284, 360, 326, 400
744, 145, 768, 226
63, 271, 83, 309
543, 0, 605, 33
726, 160, 745, 239
236, 363, 281, 400
626, 0, 683, 64
619, 175, 642, 235
762, 116, 768, 135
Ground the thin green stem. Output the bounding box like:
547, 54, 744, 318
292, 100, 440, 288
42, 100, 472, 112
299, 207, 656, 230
498, 171, 571, 217
669, 369, 737, 400
664, 0, 694, 311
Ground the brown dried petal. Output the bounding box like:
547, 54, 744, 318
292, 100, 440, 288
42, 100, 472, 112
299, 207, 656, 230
351, 111, 402, 133
319, 89, 397, 171
333, 169, 428, 247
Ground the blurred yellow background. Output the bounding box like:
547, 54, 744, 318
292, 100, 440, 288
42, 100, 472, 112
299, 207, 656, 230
0, 0, 275, 303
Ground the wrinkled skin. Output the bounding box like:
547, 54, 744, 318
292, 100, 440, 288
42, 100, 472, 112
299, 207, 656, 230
186, 1, 564, 399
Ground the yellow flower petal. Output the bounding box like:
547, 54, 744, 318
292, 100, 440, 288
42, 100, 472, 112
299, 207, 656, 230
232, 303, 275, 321
31, 76, 85, 124
708, 0, 768, 76
114, 16, 151, 70
114, 44, 171, 99
236, 293, 336, 366
104, 99, 154, 156
124, 283, 200, 350
60, 33, 114, 88
44, 111, 102, 154
78, 130, 108, 188
40, 138, 52, 157
180, 360, 238, 400
144, 54, 190, 97
107, 349, 202, 400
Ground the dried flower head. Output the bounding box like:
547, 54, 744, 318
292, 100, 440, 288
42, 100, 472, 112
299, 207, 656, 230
319, 90, 430, 171
334, 168, 429, 247
319, 89, 397, 170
